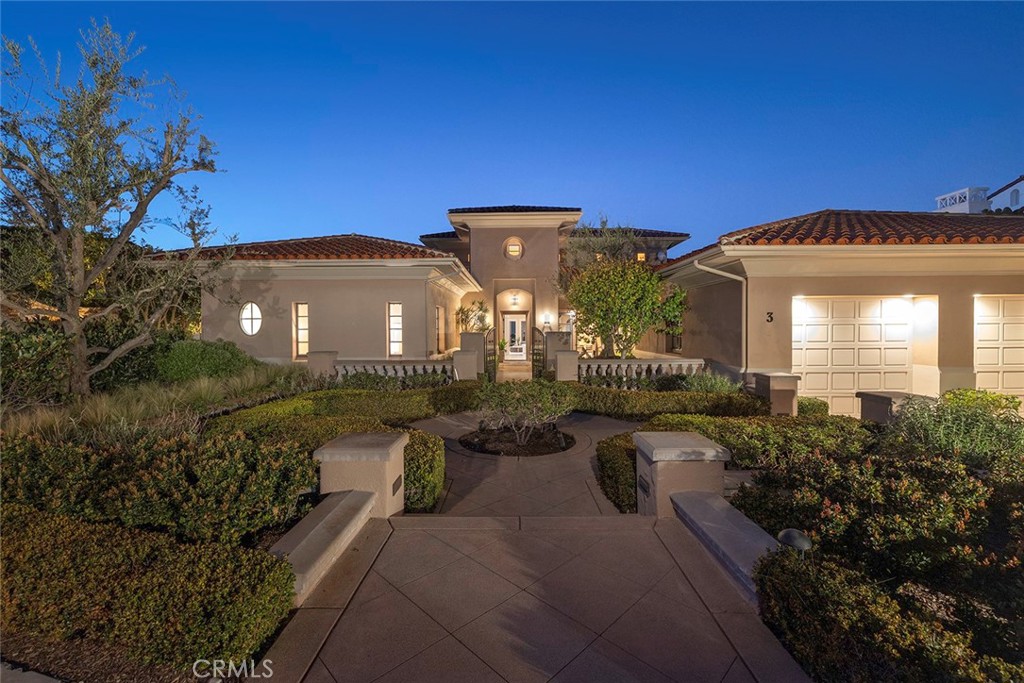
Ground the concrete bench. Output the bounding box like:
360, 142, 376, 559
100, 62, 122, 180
270, 490, 376, 607
633, 431, 731, 517
671, 490, 778, 601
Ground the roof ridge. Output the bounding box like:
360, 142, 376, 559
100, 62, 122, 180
988, 174, 1024, 199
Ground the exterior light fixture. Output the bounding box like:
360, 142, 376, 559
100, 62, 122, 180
543, 313, 551, 326
777, 528, 812, 559
511, 292, 519, 306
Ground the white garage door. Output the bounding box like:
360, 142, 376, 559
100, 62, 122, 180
975, 295, 1024, 406
792, 297, 913, 417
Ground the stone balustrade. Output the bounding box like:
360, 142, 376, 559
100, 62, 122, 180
578, 357, 705, 387
335, 359, 454, 379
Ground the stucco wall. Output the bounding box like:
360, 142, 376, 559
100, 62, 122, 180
202, 269, 444, 362
673, 279, 744, 368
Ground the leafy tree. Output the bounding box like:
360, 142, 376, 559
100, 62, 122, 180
566, 259, 686, 359
558, 216, 645, 292
1, 20, 222, 395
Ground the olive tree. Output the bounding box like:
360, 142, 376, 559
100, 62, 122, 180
566, 259, 686, 359
1, 20, 222, 395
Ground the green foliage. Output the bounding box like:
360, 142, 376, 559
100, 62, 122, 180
478, 380, 576, 445
797, 396, 830, 417
1, 504, 293, 669
0, 322, 70, 409
1, 430, 317, 544
565, 260, 687, 358
880, 389, 1024, 473
335, 370, 451, 391
595, 432, 638, 513
455, 300, 490, 333
754, 551, 1022, 683
734, 449, 989, 576
88, 323, 186, 393
155, 339, 257, 383
570, 383, 768, 420
208, 392, 453, 512
645, 413, 871, 469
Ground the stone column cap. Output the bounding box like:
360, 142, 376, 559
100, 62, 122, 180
854, 390, 915, 400
632, 431, 731, 462
314, 432, 409, 462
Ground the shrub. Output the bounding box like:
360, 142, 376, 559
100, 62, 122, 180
478, 380, 576, 445
88, 322, 185, 393
1, 430, 317, 545
335, 372, 402, 391
208, 400, 448, 512
732, 449, 990, 577
570, 384, 768, 420
155, 339, 257, 383
1, 504, 293, 670
596, 432, 638, 512
580, 374, 655, 391
681, 372, 743, 393
797, 396, 830, 416
0, 322, 70, 409
644, 413, 871, 469
755, 551, 1023, 683
290, 381, 482, 425
880, 389, 1024, 473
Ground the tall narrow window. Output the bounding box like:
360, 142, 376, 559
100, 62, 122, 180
435, 306, 445, 353
294, 303, 309, 358
1011, 189, 1021, 207
388, 302, 403, 356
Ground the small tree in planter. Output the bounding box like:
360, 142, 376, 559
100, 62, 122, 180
478, 380, 575, 445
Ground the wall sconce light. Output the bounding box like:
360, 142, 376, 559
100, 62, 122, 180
543, 313, 551, 331
511, 292, 519, 306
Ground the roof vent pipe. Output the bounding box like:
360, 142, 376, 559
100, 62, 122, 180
692, 259, 748, 383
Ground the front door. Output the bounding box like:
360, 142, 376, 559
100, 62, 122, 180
503, 313, 528, 360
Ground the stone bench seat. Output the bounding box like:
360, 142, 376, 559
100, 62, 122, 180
671, 490, 778, 601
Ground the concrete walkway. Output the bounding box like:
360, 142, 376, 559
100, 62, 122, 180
411, 412, 640, 517
496, 361, 533, 382
262, 412, 809, 683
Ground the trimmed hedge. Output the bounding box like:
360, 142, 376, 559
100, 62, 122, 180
156, 339, 257, 383
644, 413, 871, 468
207, 403, 447, 512
0, 504, 293, 670
569, 383, 769, 420
0, 430, 317, 544
797, 396, 830, 417
594, 413, 872, 512
596, 432, 638, 513
755, 551, 1024, 683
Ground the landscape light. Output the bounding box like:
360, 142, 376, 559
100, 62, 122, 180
778, 528, 812, 559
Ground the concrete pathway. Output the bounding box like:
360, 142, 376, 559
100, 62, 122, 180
298, 516, 807, 683
262, 412, 809, 683
496, 361, 533, 382
411, 412, 640, 517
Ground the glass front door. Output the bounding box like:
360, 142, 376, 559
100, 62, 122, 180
503, 314, 528, 360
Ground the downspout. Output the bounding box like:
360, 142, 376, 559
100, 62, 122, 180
692, 259, 748, 382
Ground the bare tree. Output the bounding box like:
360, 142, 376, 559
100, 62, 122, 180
1, 20, 222, 395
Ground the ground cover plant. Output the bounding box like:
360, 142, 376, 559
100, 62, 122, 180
570, 383, 768, 420
739, 390, 1024, 681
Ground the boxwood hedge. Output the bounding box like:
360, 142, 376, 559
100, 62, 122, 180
0, 504, 293, 670
570, 384, 768, 420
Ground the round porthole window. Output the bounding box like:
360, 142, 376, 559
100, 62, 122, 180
504, 237, 524, 261
239, 302, 262, 336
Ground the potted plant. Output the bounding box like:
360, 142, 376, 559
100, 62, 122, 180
498, 338, 507, 361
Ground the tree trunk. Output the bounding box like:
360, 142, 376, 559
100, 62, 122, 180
67, 323, 91, 396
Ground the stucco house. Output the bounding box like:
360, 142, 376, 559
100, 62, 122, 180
658, 209, 1024, 416
199, 206, 688, 364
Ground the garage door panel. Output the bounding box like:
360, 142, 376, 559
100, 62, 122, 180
794, 296, 914, 417
974, 296, 1024, 408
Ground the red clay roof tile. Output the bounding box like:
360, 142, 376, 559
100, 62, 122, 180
194, 233, 453, 261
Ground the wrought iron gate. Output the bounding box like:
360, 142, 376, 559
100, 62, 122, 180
531, 327, 545, 378
484, 328, 497, 382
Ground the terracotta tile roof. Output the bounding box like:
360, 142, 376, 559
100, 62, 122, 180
448, 205, 581, 214
193, 233, 454, 261
660, 209, 1024, 270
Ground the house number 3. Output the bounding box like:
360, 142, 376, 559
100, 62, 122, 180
766, 312, 774, 323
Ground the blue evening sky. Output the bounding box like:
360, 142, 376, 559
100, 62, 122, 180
4, 2, 1022, 254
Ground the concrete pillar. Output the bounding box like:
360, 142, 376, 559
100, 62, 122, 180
753, 372, 800, 416
452, 350, 479, 381
306, 350, 338, 378
855, 391, 915, 424
544, 332, 573, 370
555, 350, 579, 382
633, 432, 731, 517
314, 432, 409, 518
460, 332, 486, 375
